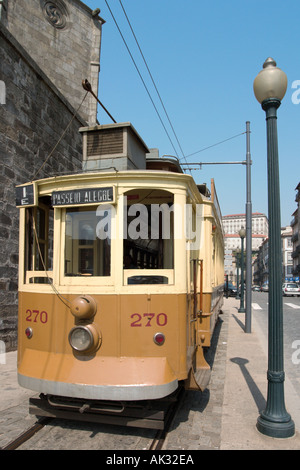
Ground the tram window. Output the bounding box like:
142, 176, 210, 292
128, 275, 168, 284
24, 205, 53, 283
123, 189, 174, 278
64, 207, 111, 277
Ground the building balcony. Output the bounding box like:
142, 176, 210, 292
292, 264, 300, 275
292, 245, 300, 259
291, 216, 298, 227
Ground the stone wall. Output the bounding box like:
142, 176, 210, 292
3, 0, 104, 124
0, 23, 86, 350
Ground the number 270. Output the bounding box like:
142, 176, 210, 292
130, 313, 167, 327
25, 309, 48, 324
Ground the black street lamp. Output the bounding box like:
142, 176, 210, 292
238, 227, 246, 313
236, 258, 240, 300
253, 58, 295, 438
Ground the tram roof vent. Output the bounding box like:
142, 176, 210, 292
79, 122, 149, 171
146, 150, 183, 173
197, 184, 211, 197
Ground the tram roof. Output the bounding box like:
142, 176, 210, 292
16, 169, 214, 205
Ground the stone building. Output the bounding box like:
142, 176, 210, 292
1, 0, 104, 124
0, 0, 104, 350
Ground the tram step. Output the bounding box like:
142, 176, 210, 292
28, 393, 180, 430
193, 368, 211, 391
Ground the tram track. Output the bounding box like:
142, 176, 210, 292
2, 388, 185, 450
149, 387, 185, 450
2, 417, 53, 450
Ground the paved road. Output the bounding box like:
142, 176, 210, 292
250, 291, 300, 428
2, 297, 300, 451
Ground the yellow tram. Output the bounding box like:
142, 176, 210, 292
16, 123, 224, 422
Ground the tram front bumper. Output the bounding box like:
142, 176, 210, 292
18, 349, 178, 401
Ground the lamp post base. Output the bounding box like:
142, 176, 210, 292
257, 413, 295, 439
257, 376, 295, 439
238, 307, 245, 313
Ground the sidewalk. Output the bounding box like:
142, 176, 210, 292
219, 297, 300, 449
1, 297, 300, 450
164, 296, 300, 450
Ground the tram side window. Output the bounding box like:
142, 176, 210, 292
64, 207, 111, 277
123, 189, 174, 283
25, 205, 53, 283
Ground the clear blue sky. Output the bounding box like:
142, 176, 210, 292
85, 0, 299, 226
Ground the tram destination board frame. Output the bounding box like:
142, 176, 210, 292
51, 186, 115, 207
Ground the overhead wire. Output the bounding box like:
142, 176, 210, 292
104, 0, 186, 163
31, 91, 88, 181
104, 1, 244, 173
118, 0, 189, 169
182, 131, 246, 160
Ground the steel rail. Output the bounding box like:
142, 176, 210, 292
149, 387, 185, 450
2, 417, 53, 450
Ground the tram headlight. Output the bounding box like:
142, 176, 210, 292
68, 324, 100, 352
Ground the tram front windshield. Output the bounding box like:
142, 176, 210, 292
64, 207, 111, 277
64, 189, 174, 280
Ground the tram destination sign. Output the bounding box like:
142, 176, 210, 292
16, 183, 37, 207
51, 186, 114, 207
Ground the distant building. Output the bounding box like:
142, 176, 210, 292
282, 226, 293, 280
222, 213, 268, 283
223, 212, 268, 251
253, 238, 269, 287
253, 226, 293, 286
291, 182, 300, 280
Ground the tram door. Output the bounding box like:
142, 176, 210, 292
190, 258, 203, 357
187, 257, 211, 391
